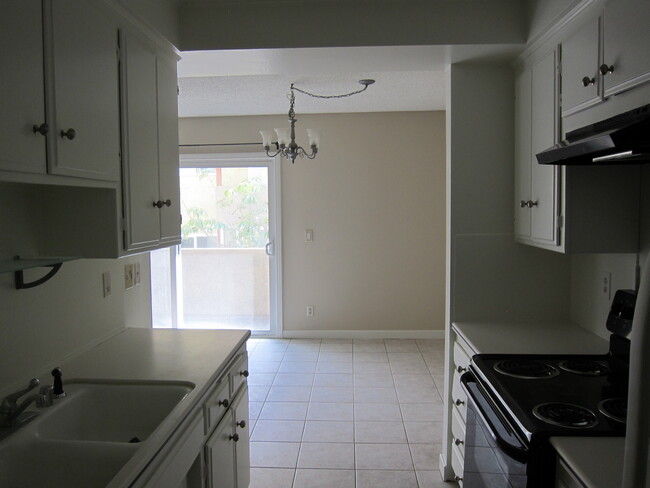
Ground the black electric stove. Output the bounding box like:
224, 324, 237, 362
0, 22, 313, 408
460, 290, 636, 488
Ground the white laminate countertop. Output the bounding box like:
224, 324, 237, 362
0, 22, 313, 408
452, 321, 609, 355
550, 437, 624, 488
32, 328, 250, 487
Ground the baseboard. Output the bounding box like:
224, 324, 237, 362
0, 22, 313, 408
281, 329, 445, 340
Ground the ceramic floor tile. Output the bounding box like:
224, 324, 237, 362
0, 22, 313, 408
293, 469, 355, 488
250, 420, 305, 442
266, 386, 312, 402
315, 362, 353, 374
259, 402, 309, 420
302, 420, 354, 443
416, 470, 455, 488
283, 351, 320, 362
278, 361, 317, 374
286, 344, 321, 353
404, 421, 443, 445
353, 352, 389, 363
399, 403, 445, 422
313, 373, 354, 387
249, 361, 281, 373
387, 352, 424, 362
392, 374, 435, 389
395, 386, 442, 404
354, 421, 407, 443
248, 372, 277, 386
250, 350, 286, 362
248, 385, 270, 402
297, 442, 355, 469
356, 469, 419, 488
273, 373, 315, 387
320, 342, 353, 353
355, 443, 414, 470
353, 373, 394, 388
352, 341, 386, 352
249, 401, 264, 420
249, 468, 296, 488
389, 360, 431, 375
384, 339, 419, 352
409, 443, 440, 471
253, 342, 290, 353
310, 386, 354, 403
318, 352, 353, 362
354, 403, 402, 422
307, 402, 354, 421
353, 362, 392, 375
250, 441, 301, 468
354, 387, 398, 403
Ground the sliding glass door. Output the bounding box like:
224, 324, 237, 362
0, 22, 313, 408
151, 153, 282, 337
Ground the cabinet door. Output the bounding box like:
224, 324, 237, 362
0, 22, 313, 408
156, 54, 182, 246
232, 386, 250, 488
530, 50, 560, 246
121, 30, 161, 250
561, 18, 601, 116
514, 68, 532, 240
205, 409, 236, 488
602, 0, 650, 96
0, 0, 47, 174
46, 0, 120, 181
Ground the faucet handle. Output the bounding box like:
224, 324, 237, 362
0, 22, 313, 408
51, 368, 66, 399
37, 385, 54, 408
1, 379, 40, 411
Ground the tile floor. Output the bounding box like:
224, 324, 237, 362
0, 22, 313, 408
245, 338, 458, 488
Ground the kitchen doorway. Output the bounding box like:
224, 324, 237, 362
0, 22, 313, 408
151, 153, 282, 337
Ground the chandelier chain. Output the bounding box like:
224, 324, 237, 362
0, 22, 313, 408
290, 83, 370, 100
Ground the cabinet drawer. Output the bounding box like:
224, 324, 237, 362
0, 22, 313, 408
451, 441, 464, 487
451, 407, 466, 459
229, 353, 249, 396
204, 378, 230, 435
453, 341, 471, 374
452, 373, 468, 422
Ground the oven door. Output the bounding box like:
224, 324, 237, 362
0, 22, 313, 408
461, 372, 529, 488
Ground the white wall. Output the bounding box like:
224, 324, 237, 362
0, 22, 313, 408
179, 112, 446, 335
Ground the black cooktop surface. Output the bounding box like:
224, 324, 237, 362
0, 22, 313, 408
471, 353, 627, 441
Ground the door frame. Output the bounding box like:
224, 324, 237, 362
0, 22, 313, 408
179, 151, 283, 337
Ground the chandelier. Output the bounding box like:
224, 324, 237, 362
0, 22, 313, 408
260, 79, 375, 163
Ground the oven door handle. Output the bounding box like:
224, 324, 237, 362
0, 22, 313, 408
461, 372, 528, 464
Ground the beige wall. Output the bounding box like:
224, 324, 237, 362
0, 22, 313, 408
180, 111, 446, 334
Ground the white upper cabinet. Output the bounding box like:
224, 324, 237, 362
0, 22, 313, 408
120, 28, 181, 252
0, 0, 47, 174
601, 0, 650, 97
45, 0, 121, 181
561, 18, 602, 117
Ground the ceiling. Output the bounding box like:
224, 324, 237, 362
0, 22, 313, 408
176, 44, 521, 118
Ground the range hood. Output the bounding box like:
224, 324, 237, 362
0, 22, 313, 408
536, 104, 650, 165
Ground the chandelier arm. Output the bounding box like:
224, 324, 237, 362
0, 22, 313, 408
265, 147, 283, 158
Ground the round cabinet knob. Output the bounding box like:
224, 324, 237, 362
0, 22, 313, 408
455, 475, 463, 482
153, 200, 164, 208
33, 123, 49, 136
454, 437, 464, 446
237, 420, 246, 428
456, 366, 467, 374
455, 398, 465, 406
218, 398, 229, 408
240, 370, 250, 377
526, 200, 538, 208
60, 128, 76, 140
163, 199, 172, 207
581, 76, 596, 87
229, 433, 240, 442
519, 200, 528, 208
599, 64, 615, 76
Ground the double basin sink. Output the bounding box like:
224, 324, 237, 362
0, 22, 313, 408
0, 380, 194, 487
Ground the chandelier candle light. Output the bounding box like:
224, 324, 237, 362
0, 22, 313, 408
260, 79, 375, 163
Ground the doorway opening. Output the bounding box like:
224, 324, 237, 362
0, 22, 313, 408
151, 152, 282, 337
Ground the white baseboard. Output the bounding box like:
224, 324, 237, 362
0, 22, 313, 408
281, 329, 445, 340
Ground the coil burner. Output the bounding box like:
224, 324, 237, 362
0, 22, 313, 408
598, 398, 627, 424
558, 359, 611, 376
494, 360, 559, 379
532, 403, 599, 429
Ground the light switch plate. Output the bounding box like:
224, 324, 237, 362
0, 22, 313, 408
124, 264, 135, 289
102, 272, 111, 297
134, 262, 141, 285
305, 229, 314, 242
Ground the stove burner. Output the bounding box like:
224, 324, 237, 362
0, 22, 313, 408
558, 359, 611, 376
532, 403, 599, 429
493, 360, 559, 379
598, 398, 627, 423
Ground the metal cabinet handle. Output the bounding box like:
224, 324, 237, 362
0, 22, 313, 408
237, 420, 246, 428
60, 128, 76, 140
240, 370, 250, 377
455, 398, 465, 406
33, 123, 49, 136
218, 398, 229, 408
581, 76, 595, 87
229, 433, 240, 442
456, 365, 467, 374
599, 64, 615, 76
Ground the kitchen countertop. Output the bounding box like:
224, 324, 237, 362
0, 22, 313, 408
452, 320, 609, 355
33, 328, 250, 487
550, 437, 624, 488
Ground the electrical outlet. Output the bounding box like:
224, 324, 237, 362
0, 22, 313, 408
305, 229, 314, 242
134, 262, 141, 285
102, 271, 111, 297
125, 264, 135, 289
306, 305, 314, 317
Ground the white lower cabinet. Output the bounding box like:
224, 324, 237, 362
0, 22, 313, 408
206, 409, 237, 488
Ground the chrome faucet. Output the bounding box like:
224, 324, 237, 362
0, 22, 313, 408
0, 378, 41, 427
